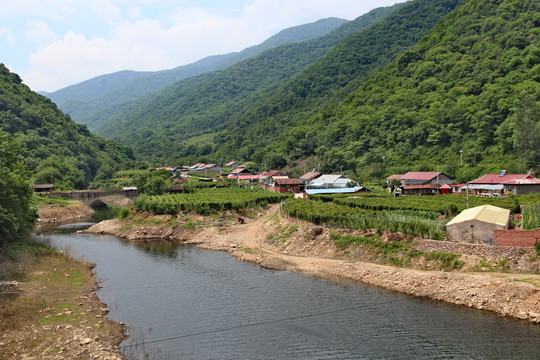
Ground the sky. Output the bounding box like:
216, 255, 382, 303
1, 0, 407, 92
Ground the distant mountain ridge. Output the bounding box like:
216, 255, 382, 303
91, 3, 406, 159
45, 17, 348, 129
250, 0, 540, 182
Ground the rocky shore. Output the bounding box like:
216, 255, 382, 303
85, 205, 540, 324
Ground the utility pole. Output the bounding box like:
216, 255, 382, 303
459, 150, 463, 165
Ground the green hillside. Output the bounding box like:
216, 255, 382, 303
254, 0, 539, 182
92, 3, 405, 160
0, 64, 134, 189
47, 17, 348, 130
214, 0, 464, 164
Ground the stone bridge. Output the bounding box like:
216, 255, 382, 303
50, 190, 139, 207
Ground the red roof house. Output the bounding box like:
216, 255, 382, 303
469, 173, 540, 195
400, 172, 454, 186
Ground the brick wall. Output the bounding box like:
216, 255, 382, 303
493, 229, 540, 247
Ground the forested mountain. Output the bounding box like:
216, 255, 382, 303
92, 3, 407, 159
45, 17, 348, 130
0, 64, 134, 189
213, 0, 464, 164
251, 0, 540, 182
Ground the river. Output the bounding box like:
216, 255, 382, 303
38, 222, 540, 360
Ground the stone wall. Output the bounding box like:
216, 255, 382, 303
417, 239, 534, 259
494, 229, 540, 247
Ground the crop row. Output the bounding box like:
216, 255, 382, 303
312, 193, 527, 215
522, 203, 540, 230
133, 188, 289, 215
281, 199, 445, 238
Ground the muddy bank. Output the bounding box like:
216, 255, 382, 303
0, 256, 125, 360
36, 201, 95, 225
84, 206, 540, 324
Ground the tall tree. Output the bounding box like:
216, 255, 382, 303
0, 130, 36, 244
513, 91, 540, 167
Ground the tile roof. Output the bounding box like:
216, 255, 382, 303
469, 173, 540, 185
401, 172, 453, 181
274, 178, 301, 185
385, 174, 403, 180
299, 171, 322, 181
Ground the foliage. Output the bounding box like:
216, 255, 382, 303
0, 64, 134, 190
49, 18, 350, 131
282, 198, 445, 238
522, 203, 540, 230
0, 130, 37, 244
314, 193, 540, 215
255, 0, 540, 179
329, 232, 464, 270
133, 170, 173, 195
88, 4, 404, 163
132, 188, 289, 215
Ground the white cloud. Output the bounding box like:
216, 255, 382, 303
26, 21, 57, 46
21, 0, 408, 91
92, 0, 124, 25
0, 27, 16, 43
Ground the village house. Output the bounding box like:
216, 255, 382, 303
446, 205, 510, 244
227, 167, 252, 179
401, 184, 451, 196
271, 178, 302, 194
466, 172, 540, 196
202, 163, 222, 172
32, 184, 54, 193
299, 170, 322, 184
306, 174, 359, 189
224, 161, 238, 168
400, 172, 454, 186
259, 170, 286, 187
385, 174, 403, 185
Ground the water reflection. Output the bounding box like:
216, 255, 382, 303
40, 224, 540, 360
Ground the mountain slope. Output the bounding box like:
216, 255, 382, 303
46, 17, 348, 130
0, 64, 134, 189
93, 3, 405, 160
213, 0, 463, 163
257, 0, 540, 181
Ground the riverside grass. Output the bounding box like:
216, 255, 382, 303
329, 232, 464, 271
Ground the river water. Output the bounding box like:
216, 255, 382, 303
38, 222, 540, 360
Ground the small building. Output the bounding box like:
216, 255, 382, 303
385, 174, 403, 185
299, 170, 322, 184
273, 178, 302, 194
168, 185, 184, 193
32, 184, 54, 193
227, 168, 252, 178
224, 161, 238, 168
307, 174, 359, 189
468, 172, 540, 195
202, 164, 222, 172
401, 184, 449, 196
446, 205, 510, 244
259, 170, 286, 185
400, 172, 454, 186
